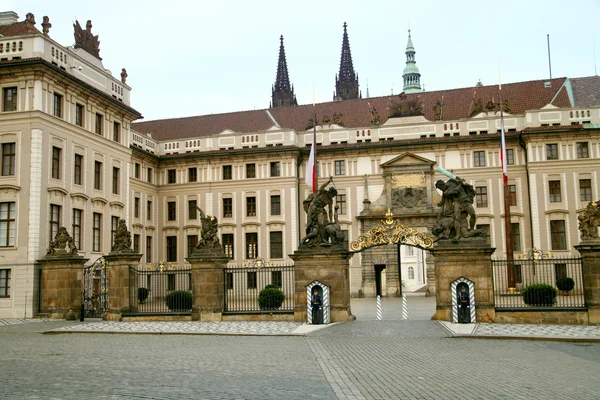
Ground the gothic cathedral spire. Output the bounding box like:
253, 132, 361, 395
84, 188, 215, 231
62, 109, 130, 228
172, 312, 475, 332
334, 22, 360, 101
402, 29, 422, 94
271, 35, 297, 108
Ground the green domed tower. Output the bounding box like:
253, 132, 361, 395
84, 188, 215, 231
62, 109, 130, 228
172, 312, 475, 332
402, 29, 422, 94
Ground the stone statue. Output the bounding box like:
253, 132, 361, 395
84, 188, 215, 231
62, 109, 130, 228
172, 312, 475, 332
301, 177, 340, 247
195, 207, 221, 249
47, 227, 78, 256
120, 68, 128, 84
73, 19, 101, 59
324, 205, 345, 246
433, 177, 483, 241
111, 219, 133, 253
25, 13, 36, 33
578, 201, 600, 240
41, 16, 51, 35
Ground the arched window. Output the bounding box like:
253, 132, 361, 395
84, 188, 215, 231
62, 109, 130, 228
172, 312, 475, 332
408, 267, 415, 280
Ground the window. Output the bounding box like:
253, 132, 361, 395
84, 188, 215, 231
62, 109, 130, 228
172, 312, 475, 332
95, 113, 103, 135
187, 235, 198, 257
146, 236, 153, 263
113, 122, 120, 143
408, 267, 415, 280
166, 236, 177, 262
72, 209, 82, 250
93, 161, 102, 190
49, 204, 61, 242
270, 162, 281, 177
246, 232, 258, 259
147, 167, 153, 183
92, 213, 102, 251
336, 194, 347, 215
512, 223, 521, 252
246, 163, 256, 178
112, 167, 120, 194
246, 196, 256, 217
75, 103, 84, 127
271, 271, 282, 288
546, 144, 558, 160
476, 224, 490, 238
223, 165, 232, 180
405, 246, 414, 257
0, 202, 15, 247
2, 143, 15, 176
53, 93, 63, 118
188, 167, 197, 182
475, 186, 488, 208
580, 179, 592, 202
223, 233, 234, 258
270, 231, 283, 259
270, 195, 281, 216
508, 185, 517, 207
473, 151, 486, 167
0, 269, 10, 297
111, 216, 119, 247
506, 148, 514, 165
51, 147, 61, 179
334, 160, 346, 175
550, 220, 566, 250
576, 142, 589, 159
73, 154, 83, 185
133, 234, 140, 253
2, 87, 17, 111
549, 180, 561, 203
134, 163, 140, 179
167, 201, 176, 221
188, 200, 197, 219
227, 272, 234, 290
167, 169, 176, 184
134, 198, 140, 218
223, 198, 233, 218
247, 271, 257, 289
147, 200, 152, 221
555, 263, 567, 280
515, 265, 523, 284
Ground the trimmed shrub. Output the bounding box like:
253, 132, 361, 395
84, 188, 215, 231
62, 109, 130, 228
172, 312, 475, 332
165, 290, 193, 311
556, 277, 575, 292
137, 287, 149, 302
521, 284, 557, 306
258, 284, 285, 310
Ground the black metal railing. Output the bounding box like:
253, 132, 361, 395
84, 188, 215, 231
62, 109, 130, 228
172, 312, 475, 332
224, 263, 294, 313
492, 257, 585, 309
128, 263, 193, 314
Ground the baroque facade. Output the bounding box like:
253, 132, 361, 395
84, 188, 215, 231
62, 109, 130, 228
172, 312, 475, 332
0, 11, 599, 318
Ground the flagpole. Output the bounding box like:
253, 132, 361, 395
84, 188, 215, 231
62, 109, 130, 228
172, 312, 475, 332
312, 83, 318, 192
499, 71, 516, 291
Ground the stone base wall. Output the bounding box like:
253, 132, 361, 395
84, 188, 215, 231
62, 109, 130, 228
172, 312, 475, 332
39, 257, 88, 319
187, 253, 228, 322
104, 253, 142, 321
121, 315, 193, 322
495, 310, 590, 325
223, 313, 294, 322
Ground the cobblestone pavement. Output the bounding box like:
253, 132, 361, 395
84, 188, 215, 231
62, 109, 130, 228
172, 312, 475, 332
0, 318, 52, 326
2, 319, 600, 399
440, 321, 600, 340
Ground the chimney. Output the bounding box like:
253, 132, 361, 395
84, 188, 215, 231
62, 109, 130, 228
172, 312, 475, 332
0, 11, 18, 26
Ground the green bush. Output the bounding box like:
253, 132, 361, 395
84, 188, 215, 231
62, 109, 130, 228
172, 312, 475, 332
258, 284, 285, 310
138, 287, 149, 302
556, 277, 575, 292
165, 290, 193, 311
522, 284, 557, 306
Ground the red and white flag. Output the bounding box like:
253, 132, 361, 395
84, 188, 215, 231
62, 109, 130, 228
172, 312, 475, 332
499, 79, 508, 184
305, 131, 317, 193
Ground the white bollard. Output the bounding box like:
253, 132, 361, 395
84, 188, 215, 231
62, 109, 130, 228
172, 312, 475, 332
402, 294, 409, 320
376, 295, 383, 320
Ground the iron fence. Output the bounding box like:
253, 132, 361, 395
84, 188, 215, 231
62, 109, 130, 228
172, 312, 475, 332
224, 263, 294, 313
82, 256, 109, 318
128, 263, 192, 314
492, 257, 585, 309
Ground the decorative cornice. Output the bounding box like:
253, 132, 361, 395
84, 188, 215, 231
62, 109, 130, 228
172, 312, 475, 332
47, 186, 68, 195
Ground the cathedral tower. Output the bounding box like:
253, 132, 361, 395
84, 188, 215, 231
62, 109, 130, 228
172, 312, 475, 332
334, 22, 360, 101
271, 35, 297, 108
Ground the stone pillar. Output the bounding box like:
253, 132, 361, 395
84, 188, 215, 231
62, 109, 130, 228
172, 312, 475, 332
291, 248, 355, 323
431, 241, 496, 322
425, 251, 436, 296
38, 255, 88, 319
103, 252, 142, 321
187, 250, 229, 321
575, 241, 600, 325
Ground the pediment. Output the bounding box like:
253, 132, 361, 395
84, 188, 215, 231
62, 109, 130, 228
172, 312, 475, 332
380, 152, 435, 168
218, 129, 235, 135
541, 103, 559, 109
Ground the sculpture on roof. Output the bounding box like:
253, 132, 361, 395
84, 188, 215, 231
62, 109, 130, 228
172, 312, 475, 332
433, 98, 444, 121
41, 16, 51, 35
468, 98, 483, 118
111, 219, 134, 253
578, 201, 600, 241
121, 68, 128, 84
433, 176, 484, 241
47, 227, 78, 256
388, 93, 423, 118
301, 177, 344, 248
195, 207, 221, 250
73, 19, 101, 59
332, 112, 344, 126
25, 13, 36, 32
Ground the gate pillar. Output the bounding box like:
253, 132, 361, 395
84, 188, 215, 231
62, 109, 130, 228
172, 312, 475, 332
431, 242, 495, 322
574, 241, 600, 325
38, 254, 89, 319
187, 250, 229, 321
291, 248, 355, 323
103, 252, 142, 321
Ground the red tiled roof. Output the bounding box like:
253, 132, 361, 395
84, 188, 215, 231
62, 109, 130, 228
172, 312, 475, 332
522, 124, 583, 133
0, 20, 41, 37
133, 77, 574, 141
571, 76, 600, 107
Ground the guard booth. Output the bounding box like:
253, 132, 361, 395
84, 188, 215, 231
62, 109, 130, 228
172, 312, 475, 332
452, 277, 476, 323
307, 280, 330, 324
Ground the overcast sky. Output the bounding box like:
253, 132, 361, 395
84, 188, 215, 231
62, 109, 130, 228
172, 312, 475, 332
9, 0, 600, 121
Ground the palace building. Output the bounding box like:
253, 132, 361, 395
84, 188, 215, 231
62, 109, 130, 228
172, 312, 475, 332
0, 11, 599, 318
